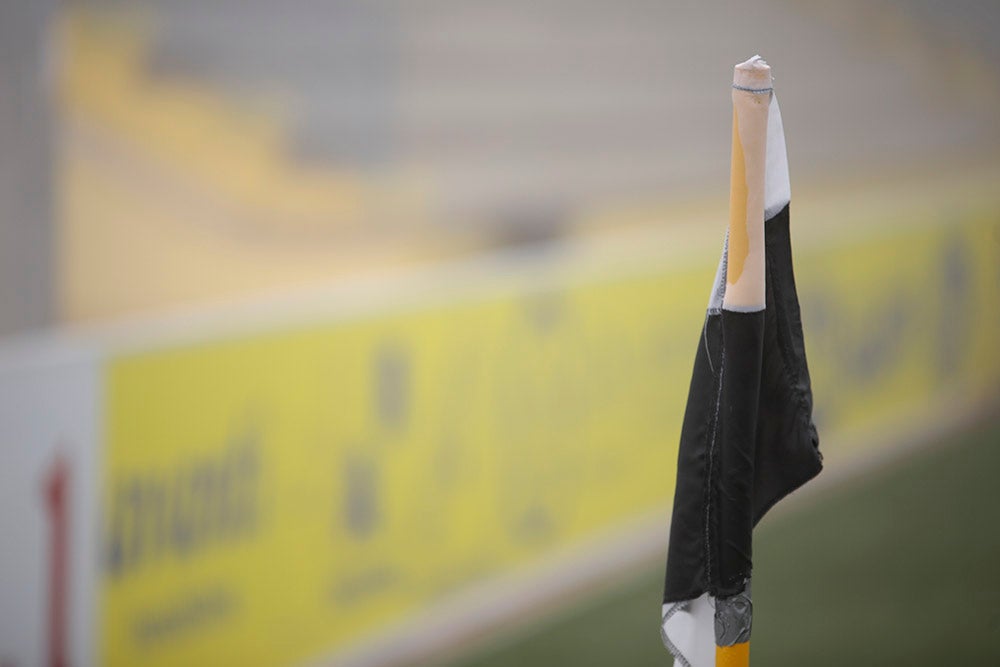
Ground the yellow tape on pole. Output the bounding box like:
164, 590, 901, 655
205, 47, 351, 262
716, 641, 750, 667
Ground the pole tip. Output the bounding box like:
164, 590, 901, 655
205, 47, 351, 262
733, 55, 772, 91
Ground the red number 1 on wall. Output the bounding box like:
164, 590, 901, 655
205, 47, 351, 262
43, 456, 69, 667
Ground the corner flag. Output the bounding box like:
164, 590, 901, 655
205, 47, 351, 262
660, 56, 822, 667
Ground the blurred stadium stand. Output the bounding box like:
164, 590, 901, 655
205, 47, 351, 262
56, 0, 1000, 322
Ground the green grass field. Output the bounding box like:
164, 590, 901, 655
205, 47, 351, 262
446, 419, 1000, 666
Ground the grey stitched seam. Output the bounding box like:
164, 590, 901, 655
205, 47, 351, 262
705, 239, 728, 374
703, 314, 715, 375
732, 83, 773, 93
703, 337, 726, 591
661, 601, 693, 667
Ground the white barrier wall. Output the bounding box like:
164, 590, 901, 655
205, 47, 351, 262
0, 340, 100, 667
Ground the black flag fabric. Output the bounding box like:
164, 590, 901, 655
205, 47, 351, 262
661, 57, 822, 667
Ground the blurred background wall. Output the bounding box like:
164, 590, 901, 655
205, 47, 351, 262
1, 1, 999, 666
50, 0, 1000, 322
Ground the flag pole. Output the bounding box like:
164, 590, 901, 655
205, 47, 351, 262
663, 53, 820, 667
716, 641, 751, 667
715, 55, 772, 667
723, 56, 771, 313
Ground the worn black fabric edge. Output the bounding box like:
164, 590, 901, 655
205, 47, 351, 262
663, 313, 721, 603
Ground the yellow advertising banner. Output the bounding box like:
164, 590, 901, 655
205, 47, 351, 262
101, 205, 1000, 666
